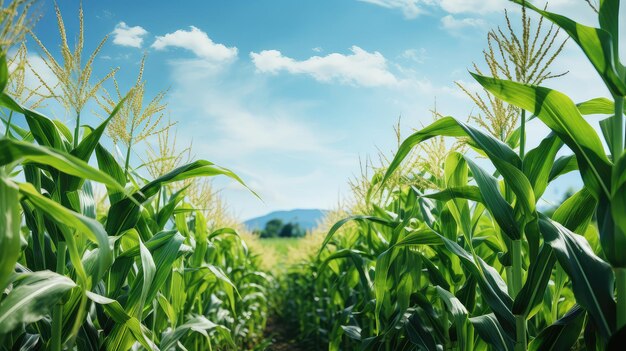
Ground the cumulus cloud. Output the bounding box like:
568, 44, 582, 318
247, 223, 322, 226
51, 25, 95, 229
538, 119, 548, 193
250, 46, 398, 87
357, 0, 430, 18
112, 22, 148, 48
151, 26, 237, 62
441, 15, 486, 31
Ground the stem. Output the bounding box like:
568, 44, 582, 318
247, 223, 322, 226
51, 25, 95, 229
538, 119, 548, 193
124, 137, 133, 180
73, 112, 80, 149
156, 188, 161, 214
5, 110, 13, 138
519, 110, 526, 162
512, 240, 526, 350
616, 268, 626, 330
511, 240, 523, 298
616, 96, 624, 159
50, 241, 67, 351
515, 315, 527, 351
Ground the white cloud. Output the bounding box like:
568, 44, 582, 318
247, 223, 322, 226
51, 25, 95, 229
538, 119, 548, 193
250, 46, 398, 87
441, 15, 486, 31
357, 0, 431, 18
151, 26, 237, 63
438, 0, 508, 14
167, 59, 346, 159
112, 22, 148, 48
400, 48, 427, 63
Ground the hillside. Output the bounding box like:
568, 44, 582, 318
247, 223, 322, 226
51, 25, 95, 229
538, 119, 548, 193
244, 209, 328, 232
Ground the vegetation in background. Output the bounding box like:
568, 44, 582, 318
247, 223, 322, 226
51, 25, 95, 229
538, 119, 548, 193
255, 218, 306, 239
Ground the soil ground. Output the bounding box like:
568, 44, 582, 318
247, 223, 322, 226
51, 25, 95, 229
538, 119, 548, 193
263, 315, 307, 351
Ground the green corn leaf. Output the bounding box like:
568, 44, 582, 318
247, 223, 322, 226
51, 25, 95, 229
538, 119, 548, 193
423, 186, 483, 204
523, 134, 563, 198
611, 152, 626, 251
422, 255, 450, 291
383, 116, 522, 185
393, 228, 443, 247
528, 305, 586, 351
510, 0, 625, 96
52, 120, 73, 144
456, 276, 477, 314
95, 144, 126, 204
137, 236, 155, 321
436, 286, 473, 351
373, 248, 393, 332
86, 292, 158, 351
0, 94, 65, 149
599, 116, 616, 151
0, 138, 125, 194
318, 249, 373, 274
383, 117, 521, 186
118, 230, 178, 258
440, 235, 515, 337
471, 74, 612, 200
207, 227, 241, 241
1, 115, 33, 141
61, 97, 128, 193
160, 315, 235, 350
156, 186, 188, 229
106, 160, 256, 236
469, 314, 515, 351
465, 158, 521, 240
318, 215, 395, 254
73, 96, 127, 162
108, 232, 184, 349
341, 325, 362, 341
0, 177, 20, 293
598, 0, 621, 57
577, 97, 616, 115
19, 183, 112, 280
513, 244, 556, 318
549, 155, 578, 182
0, 271, 76, 334
0, 54, 8, 94
382, 116, 536, 224
538, 215, 615, 341
405, 307, 440, 350
552, 188, 597, 234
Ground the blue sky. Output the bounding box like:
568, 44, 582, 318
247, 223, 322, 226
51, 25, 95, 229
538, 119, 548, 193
26, 0, 622, 219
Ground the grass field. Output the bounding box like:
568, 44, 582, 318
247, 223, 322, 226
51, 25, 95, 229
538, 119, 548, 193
258, 237, 302, 256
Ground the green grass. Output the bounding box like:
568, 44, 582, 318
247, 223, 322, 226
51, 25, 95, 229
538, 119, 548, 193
259, 237, 302, 256
256, 237, 313, 271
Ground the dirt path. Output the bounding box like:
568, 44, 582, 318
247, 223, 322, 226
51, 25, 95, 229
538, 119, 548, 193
263, 316, 308, 351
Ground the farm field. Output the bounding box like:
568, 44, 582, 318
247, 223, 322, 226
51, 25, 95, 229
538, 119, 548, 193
1, 0, 626, 350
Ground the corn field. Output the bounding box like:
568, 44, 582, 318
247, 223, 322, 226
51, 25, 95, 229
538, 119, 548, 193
1, 0, 625, 350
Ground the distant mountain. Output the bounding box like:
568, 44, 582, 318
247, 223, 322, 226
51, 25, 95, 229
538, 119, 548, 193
244, 209, 328, 232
